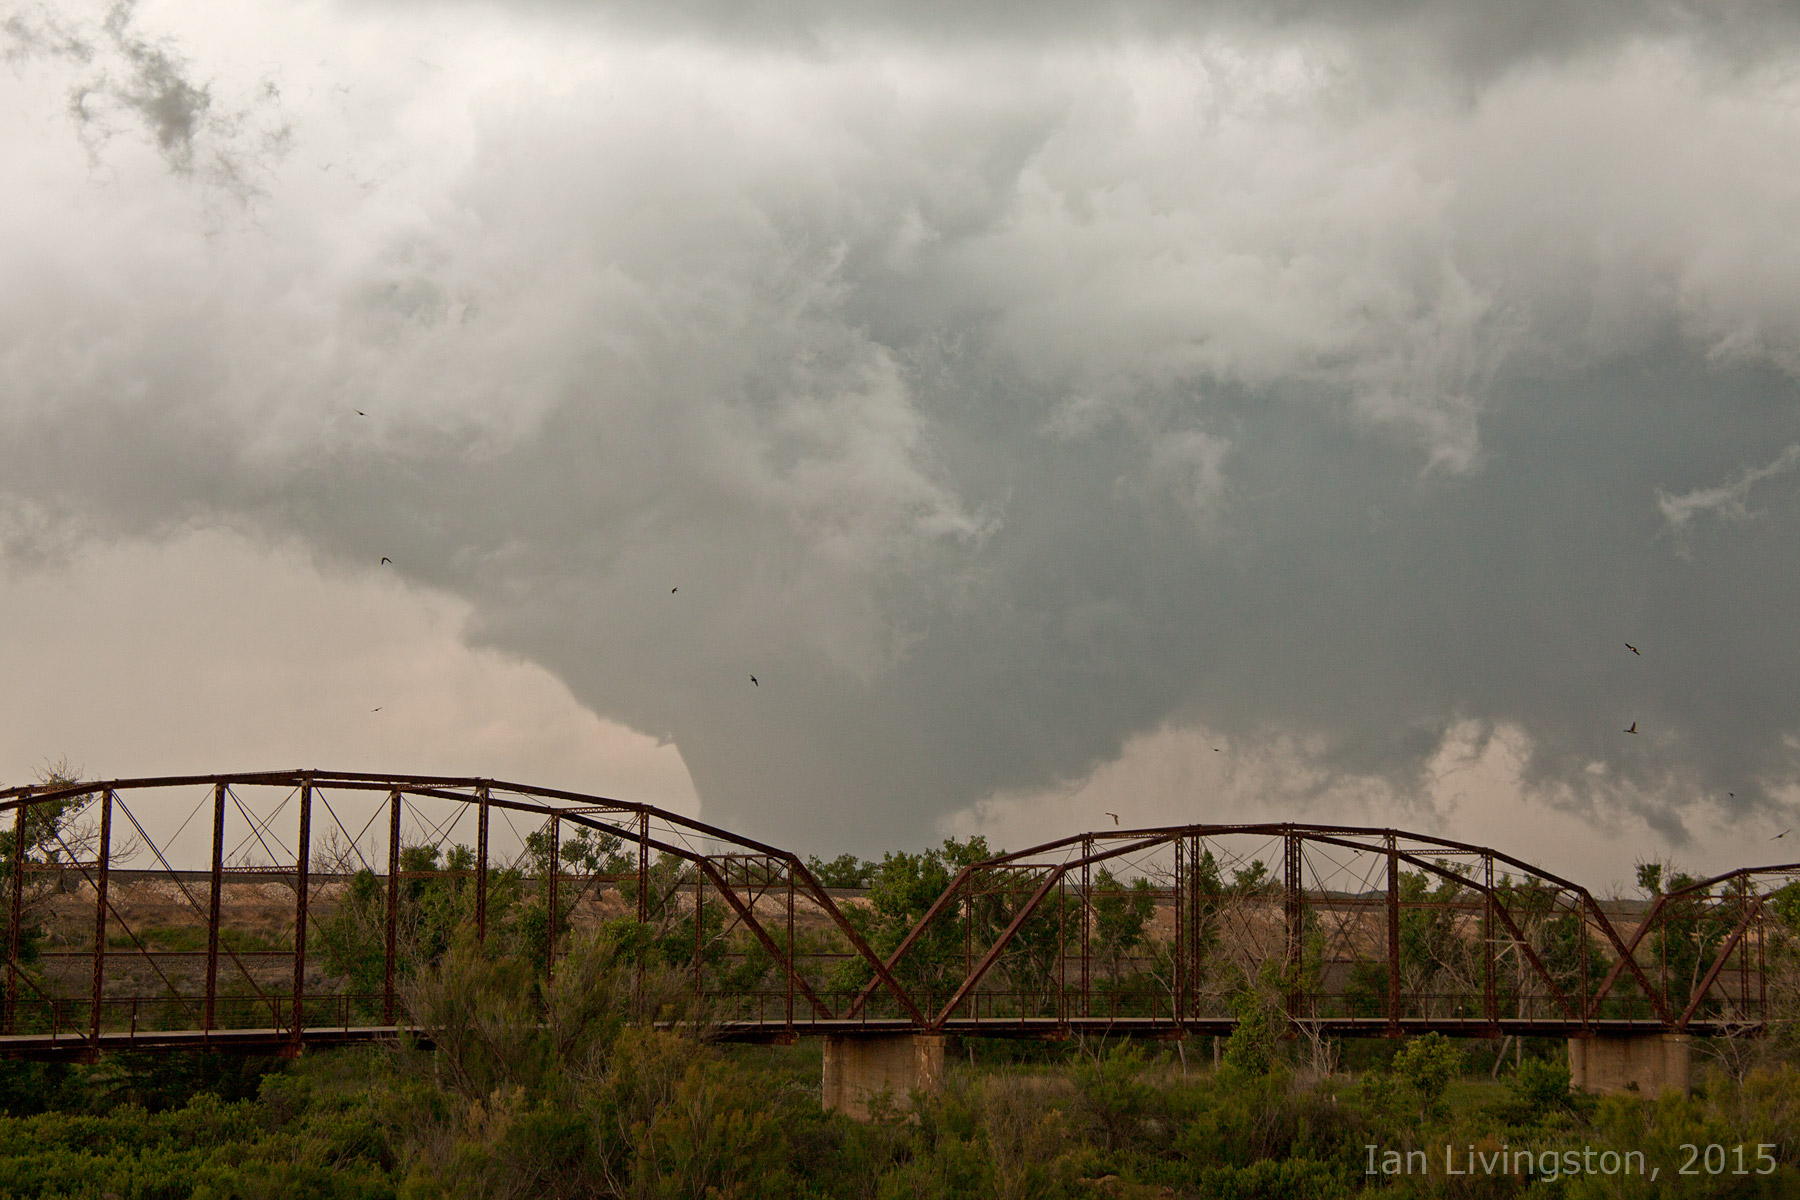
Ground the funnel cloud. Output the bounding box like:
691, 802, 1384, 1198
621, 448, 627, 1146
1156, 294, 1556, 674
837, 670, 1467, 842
3, 0, 1799, 856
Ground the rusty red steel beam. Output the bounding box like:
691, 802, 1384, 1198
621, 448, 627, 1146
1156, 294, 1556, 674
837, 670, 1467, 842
383, 791, 401, 1025
1589, 865, 1800, 1025
204, 783, 225, 1033
786, 859, 926, 1024
1386, 835, 1400, 1034
1304, 833, 1587, 1025
1579, 891, 1673, 1025
374, 792, 927, 1023
89, 790, 112, 1051
1485, 896, 1582, 1025
694, 859, 833, 1021
106, 796, 280, 1011
846, 832, 1172, 1020
475, 784, 490, 944
1677, 895, 1765, 1030
1658, 863, 1800, 900
545, 815, 559, 981
0, 772, 834, 886
11, 773, 1800, 1041
843, 862, 974, 1020
42, 820, 196, 1023
6, 802, 25, 1034
291, 782, 311, 1044
930, 865, 1066, 1029
985, 819, 1679, 1024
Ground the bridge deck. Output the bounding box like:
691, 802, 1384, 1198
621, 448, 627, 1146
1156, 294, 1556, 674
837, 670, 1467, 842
0, 1017, 1752, 1061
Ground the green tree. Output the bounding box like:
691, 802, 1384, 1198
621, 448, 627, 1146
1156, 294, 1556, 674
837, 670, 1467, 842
829, 837, 996, 1010
1, 762, 99, 1003
805, 853, 874, 888
1391, 1032, 1461, 1121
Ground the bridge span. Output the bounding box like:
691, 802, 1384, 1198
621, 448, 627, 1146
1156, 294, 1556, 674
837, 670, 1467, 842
2, 772, 1791, 1105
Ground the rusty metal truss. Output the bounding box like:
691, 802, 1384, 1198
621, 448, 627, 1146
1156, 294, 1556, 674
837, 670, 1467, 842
1, 775, 1794, 1059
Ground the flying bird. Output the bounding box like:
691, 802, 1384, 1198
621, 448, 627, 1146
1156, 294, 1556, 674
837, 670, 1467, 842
1776, 830, 1790, 840
380, 556, 392, 565
1626, 643, 1640, 655
355, 409, 366, 416
671, 587, 677, 593
371, 707, 382, 712
1624, 722, 1637, 734
1105, 812, 1119, 825
750, 675, 758, 687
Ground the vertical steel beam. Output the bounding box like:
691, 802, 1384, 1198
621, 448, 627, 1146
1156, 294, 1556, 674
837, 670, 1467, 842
785, 868, 795, 1026
636, 812, 649, 923
1483, 854, 1497, 1028
1174, 836, 1185, 1022
89, 789, 112, 1048
964, 879, 973, 995
1190, 834, 1203, 1019
5, 801, 26, 1034
635, 811, 648, 1013
475, 783, 490, 944
1283, 832, 1303, 1020
204, 782, 226, 1032
1579, 891, 1590, 1028
545, 816, 559, 981
1759, 882, 1768, 1020
1741, 879, 1752, 1018
383, 791, 400, 1025
693, 866, 703, 993
1080, 837, 1090, 1019
291, 782, 311, 1042
1056, 870, 1067, 1024
1386, 834, 1400, 1035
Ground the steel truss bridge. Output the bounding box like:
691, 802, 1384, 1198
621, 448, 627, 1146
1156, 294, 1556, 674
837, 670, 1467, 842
0, 772, 1792, 1061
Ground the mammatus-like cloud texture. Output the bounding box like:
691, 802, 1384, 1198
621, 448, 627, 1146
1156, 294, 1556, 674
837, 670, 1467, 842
3, 0, 1799, 851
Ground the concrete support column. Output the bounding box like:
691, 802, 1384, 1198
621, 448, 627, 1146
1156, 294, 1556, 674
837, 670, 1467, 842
822, 1033, 950, 1119
1568, 1034, 1691, 1095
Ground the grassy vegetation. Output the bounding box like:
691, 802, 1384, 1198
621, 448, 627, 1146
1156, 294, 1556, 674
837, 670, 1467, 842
6, 825, 1800, 1194
105, 927, 286, 954
3, 937, 1799, 1198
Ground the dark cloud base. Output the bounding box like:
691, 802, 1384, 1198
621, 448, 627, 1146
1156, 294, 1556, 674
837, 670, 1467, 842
14, 336, 1793, 853
6, 3, 1800, 855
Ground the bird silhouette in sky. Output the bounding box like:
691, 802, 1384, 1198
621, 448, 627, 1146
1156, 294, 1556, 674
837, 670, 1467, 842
750, 675, 758, 687
1776, 830, 1790, 840
380, 556, 392, 565
356, 409, 366, 416
1626, 643, 1640, 655
671, 587, 677, 593
1105, 812, 1119, 825
1624, 722, 1637, 734
371, 707, 382, 712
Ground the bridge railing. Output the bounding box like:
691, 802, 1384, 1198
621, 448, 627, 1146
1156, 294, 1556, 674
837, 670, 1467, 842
4, 773, 1798, 1052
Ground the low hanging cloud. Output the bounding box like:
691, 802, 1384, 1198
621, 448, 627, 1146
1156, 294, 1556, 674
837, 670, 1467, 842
3, 0, 1800, 854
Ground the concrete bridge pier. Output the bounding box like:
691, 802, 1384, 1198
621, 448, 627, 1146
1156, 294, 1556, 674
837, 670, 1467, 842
1568, 1034, 1691, 1095
821, 1033, 951, 1119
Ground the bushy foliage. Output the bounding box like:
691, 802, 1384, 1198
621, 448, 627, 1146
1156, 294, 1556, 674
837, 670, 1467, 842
17, 859, 1800, 1200
9, 1019, 1800, 1198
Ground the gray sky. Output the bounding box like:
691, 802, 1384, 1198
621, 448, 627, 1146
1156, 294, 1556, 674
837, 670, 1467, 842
4, 0, 1800, 884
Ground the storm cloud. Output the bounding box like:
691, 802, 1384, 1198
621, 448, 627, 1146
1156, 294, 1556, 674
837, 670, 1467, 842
3, 0, 1799, 855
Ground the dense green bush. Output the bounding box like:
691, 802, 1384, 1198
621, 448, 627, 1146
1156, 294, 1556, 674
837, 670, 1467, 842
7, 928, 1800, 1198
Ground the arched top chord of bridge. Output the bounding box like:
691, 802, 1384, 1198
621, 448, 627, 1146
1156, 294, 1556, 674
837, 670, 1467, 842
2, 771, 1794, 1061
